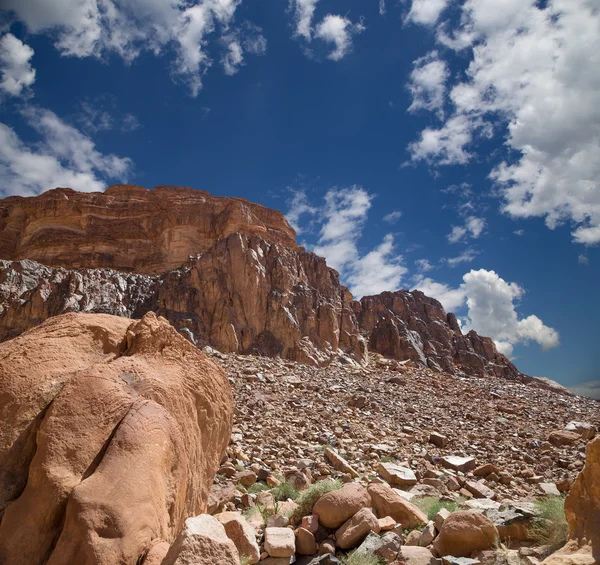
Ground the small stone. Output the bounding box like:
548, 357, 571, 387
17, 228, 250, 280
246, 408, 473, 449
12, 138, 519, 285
296, 527, 317, 555
378, 516, 397, 531
440, 456, 477, 473
548, 430, 580, 447
335, 507, 380, 550
429, 432, 449, 448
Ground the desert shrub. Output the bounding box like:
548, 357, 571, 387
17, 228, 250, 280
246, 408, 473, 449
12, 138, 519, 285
246, 482, 269, 494
341, 550, 384, 565
530, 496, 569, 550
271, 481, 299, 502
413, 496, 461, 521
291, 478, 343, 519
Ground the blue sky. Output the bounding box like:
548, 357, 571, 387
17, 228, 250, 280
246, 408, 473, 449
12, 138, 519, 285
0, 0, 598, 395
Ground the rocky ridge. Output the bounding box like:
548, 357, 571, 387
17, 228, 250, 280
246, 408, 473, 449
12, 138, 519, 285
0, 184, 527, 380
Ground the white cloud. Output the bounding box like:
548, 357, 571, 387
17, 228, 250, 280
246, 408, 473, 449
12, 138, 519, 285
221, 23, 267, 75
379, 0, 386, 16
222, 39, 243, 75
462, 269, 559, 355
0, 33, 36, 98
290, 0, 319, 40
444, 248, 478, 267
288, 186, 407, 298
578, 254, 589, 265
314, 15, 365, 61
412, 276, 466, 312
285, 190, 317, 234
415, 258, 434, 273
447, 226, 467, 244
383, 210, 402, 223
290, 1, 364, 61
0, 106, 132, 197
413, 268, 559, 356
407, 51, 448, 117
2, 0, 263, 96
406, 0, 449, 25
408, 0, 600, 244
513, 229, 524, 237
346, 234, 408, 298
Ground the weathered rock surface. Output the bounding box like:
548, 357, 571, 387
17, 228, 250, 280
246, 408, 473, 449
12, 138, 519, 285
0, 312, 234, 565
355, 290, 521, 379
0, 184, 297, 274
0, 231, 367, 365
541, 436, 600, 564
368, 483, 427, 529
313, 483, 371, 529
433, 511, 499, 558
162, 515, 240, 565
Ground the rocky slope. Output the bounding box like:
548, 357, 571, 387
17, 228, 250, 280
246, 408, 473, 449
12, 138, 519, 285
0, 184, 297, 274
0, 312, 233, 565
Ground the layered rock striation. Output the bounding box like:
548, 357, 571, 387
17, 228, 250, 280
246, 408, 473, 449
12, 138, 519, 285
0, 312, 234, 565
0, 185, 529, 379
0, 184, 297, 274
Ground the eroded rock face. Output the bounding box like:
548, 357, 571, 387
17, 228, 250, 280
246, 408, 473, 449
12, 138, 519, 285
541, 436, 600, 564
0, 312, 234, 565
0, 184, 297, 274
355, 290, 521, 378
0, 232, 367, 364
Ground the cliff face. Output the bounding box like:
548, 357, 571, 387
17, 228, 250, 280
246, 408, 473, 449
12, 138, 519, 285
354, 290, 520, 379
0, 184, 297, 274
0, 185, 521, 377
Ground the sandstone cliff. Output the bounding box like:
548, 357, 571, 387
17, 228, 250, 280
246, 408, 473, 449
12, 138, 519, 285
0, 185, 526, 379
0, 184, 297, 274
0, 312, 234, 565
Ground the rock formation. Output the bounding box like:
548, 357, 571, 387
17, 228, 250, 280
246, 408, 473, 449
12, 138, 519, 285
0, 184, 538, 378
0, 312, 234, 565
0, 184, 297, 274
542, 435, 600, 564
355, 290, 520, 378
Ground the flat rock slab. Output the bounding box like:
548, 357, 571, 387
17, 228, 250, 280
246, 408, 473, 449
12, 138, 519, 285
440, 456, 477, 473
377, 461, 418, 486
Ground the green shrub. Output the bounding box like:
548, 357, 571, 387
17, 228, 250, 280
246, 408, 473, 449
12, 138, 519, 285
271, 481, 299, 502
291, 478, 343, 519
246, 482, 270, 494
341, 550, 384, 565
413, 496, 461, 521
530, 496, 569, 551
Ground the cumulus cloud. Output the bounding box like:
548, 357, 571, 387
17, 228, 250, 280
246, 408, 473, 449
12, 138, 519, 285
413, 268, 559, 357
447, 215, 485, 243
406, 0, 450, 25
0, 33, 36, 98
287, 186, 407, 297
290, 0, 319, 40
407, 51, 448, 117
408, 0, 600, 245
289, 0, 364, 61
0, 106, 132, 197
415, 258, 434, 273
2, 0, 264, 96
578, 254, 589, 265
314, 15, 365, 61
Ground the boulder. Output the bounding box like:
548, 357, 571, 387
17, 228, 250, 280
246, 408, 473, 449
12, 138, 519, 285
565, 422, 596, 441
433, 511, 499, 558
214, 511, 260, 564
548, 431, 580, 447
296, 527, 318, 555
161, 515, 240, 565
335, 507, 380, 550
368, 483, 428, 529
541, 436, 600, 564
440, 456, 477, 473
355, 531, 403, 563
400, 546, 439, 564
0, 312, 234, 565
377, 461, 418, 487
264, 527, 296, 558
313, 483, 371, 529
